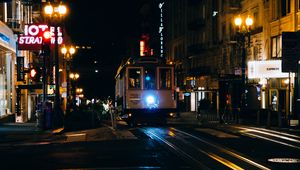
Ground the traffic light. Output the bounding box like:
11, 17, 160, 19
42, 31, 51, 56
29, 67, 41, 82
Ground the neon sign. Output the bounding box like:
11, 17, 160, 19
159, 2, 164, 58
18, 24, 63, 50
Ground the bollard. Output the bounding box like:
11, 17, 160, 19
110, 108, 117, 130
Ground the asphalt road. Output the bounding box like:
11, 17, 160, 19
0, 113, 300, 169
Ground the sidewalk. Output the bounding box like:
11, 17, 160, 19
0, 122, 54, 143
176, 111, 300, 136
1, 111, 299, 145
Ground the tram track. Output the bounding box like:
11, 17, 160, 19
141, 127, 271, 170
230, 126, 300, 150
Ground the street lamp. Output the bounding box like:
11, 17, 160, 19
76, 88, 83, 94
69, 72, 80, 109
234, 15, 253, 112
61, 46, 76, 114
76, 88, 84, 104
43, 1, 68, 128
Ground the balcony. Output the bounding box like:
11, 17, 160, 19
188, 18, 205, 31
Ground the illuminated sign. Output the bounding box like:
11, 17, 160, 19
0, 32, 9, 44
140, 40, 145, 56
159, 2, 164, 58
248, 60, 289, 79
18, 24, 63, 50
140, 34, 151, 56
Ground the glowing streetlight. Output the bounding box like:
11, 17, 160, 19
44, 2, 67, 17
61, 46, 76, 61
70, 73, 79, 80
44, 4, 53, 15
234, 15, 253, 32
234, 16, 242, 27
245, 16, 253, 27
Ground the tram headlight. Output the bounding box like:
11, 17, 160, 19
145, 95, 158, 108
146, 95, 155, 105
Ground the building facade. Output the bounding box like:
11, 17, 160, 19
0, 0, 69, 123
167, 0, 299, 124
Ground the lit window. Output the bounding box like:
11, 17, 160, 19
159, 68, 171, 89
144, 67, 156, 90
271, 35, 281, 58
128, 68, 141, 89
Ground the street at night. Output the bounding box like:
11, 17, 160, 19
1, 1, 300, 170
1, 115, 300, 169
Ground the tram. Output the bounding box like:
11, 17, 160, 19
115, 56, 177, 126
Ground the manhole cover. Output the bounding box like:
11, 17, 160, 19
268, 158, 300, 163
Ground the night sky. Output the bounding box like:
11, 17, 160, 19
64, 0, 154, 99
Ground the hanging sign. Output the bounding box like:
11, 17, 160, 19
18, 24, 63, 50
17, 56, 24, 81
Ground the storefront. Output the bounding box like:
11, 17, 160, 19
248, 60, 292, 117
184, 76, 219, 117
0, 21, 16, 118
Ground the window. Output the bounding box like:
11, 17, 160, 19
271, 35, 282, 58
281, 0, 290, 17
128, 68, 141, 89
159, 68, 172, 89
272, 0, 291, 19
272, 0, 278, 20
269, 89, 279, 111
253, 9, 258, 29
144, 67, 156, 89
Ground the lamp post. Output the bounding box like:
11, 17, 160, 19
234, 15, 253, 113
61, 46, 75, 114
76, 88, 84, 105
43, 1, 67, 128
69, 73, 80, 109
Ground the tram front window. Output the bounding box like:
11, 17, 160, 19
144, 67, 156, 89
159, 68, 171, 89
128, 68, 141, 89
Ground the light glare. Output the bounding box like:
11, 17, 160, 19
58, 5, 67, 15
246, 16, 253, 26
234, 16, 242, 26
61, 47, 67, 54
69, 47, 75, 55
146, 96, 155, 105
44, 4, 53, 15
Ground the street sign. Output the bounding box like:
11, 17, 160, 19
282, 32, 300, 72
